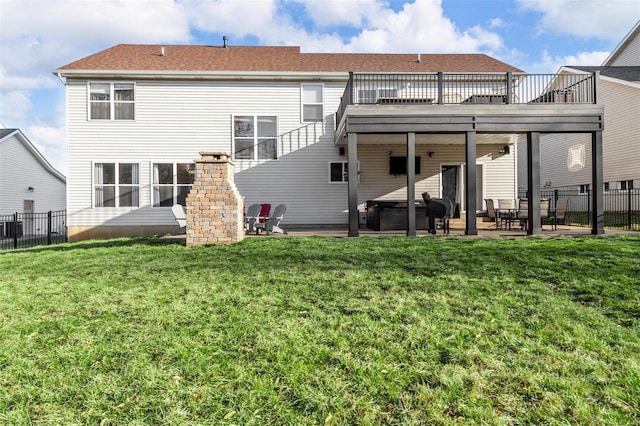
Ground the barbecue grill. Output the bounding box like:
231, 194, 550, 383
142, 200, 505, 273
421, 192, 453, 234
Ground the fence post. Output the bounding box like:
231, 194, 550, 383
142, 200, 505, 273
628, 189, 632, 230
13, 213, 18, 249
587, 188, 591, 227
506, 72, 513, 104
437, 72, 444, 105
47, 211, 52, 245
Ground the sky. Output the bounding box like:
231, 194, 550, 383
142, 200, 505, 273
1, 0, 638, 175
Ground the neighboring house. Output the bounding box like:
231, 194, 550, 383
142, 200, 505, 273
54, 43, 605, 240
0, 128, 66, 216
518, 20, 640, 193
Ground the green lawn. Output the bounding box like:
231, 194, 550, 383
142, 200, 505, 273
1, 235, 639, 425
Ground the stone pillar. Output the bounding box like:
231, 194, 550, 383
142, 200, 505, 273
186, 152, 244, 246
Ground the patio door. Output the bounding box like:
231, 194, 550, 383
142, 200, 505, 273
441, 164, 485, 212
441, 165, 459, 205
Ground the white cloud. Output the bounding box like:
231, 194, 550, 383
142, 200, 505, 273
0, 91, 33, 127
517, 0, 640, 40
530, 49, 611, 74
341, 0, 504, 53
292, 0, 389, 28
182, 0, 278, 39
26, 124, 67, 175
1, 0, 192, 92
489, 18, 504, 29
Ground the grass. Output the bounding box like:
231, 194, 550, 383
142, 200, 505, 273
1, 235, 639, 425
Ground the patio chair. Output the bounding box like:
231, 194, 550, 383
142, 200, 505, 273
540, 198, 551, 230
516, 198, 528, 229
498, 198, 517, 230
255, 204, 287, 235
484, 198, 501, 229
172, 204, 187, 229
517, 198, 551, 230
550, 198, 569, 230
258, 203, 271, 224
244, 203, 261, 233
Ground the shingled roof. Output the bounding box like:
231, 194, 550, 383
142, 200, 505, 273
567, 66, 640, 83
55, 44, 523, 74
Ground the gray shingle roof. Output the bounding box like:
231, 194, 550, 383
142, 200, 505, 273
568, 66, 640, 82
0, 129, 17, 139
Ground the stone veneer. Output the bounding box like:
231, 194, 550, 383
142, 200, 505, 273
185, 152, 244, 246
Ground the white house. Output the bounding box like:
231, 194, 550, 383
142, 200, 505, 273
518, 20, 640, 194
0, 128, 66, 217
54, 43, 605, 240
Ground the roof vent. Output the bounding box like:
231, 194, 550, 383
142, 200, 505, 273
160, 46, 165, 56
223, 36, 228, 48
417, 53, 421, 63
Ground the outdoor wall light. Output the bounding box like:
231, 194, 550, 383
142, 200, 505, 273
499, 145, 510, 155
339, 147, 345, 156
428, 151, 435, 158
28, 186, 34, 192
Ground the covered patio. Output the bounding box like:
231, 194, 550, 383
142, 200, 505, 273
334, 71, 605, 237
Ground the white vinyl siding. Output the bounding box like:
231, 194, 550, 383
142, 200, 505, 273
0, 133, 66, 215
66, 78, 518, 229
66, 79, 347, 227
607, 30, 640, 66
519, 76, 640, 190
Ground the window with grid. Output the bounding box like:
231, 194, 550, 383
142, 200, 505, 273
94, 163, 139, 207
302, 84, 323, 122
621, 179, 633, 190
329, 161, 360, 183
89, 82, 135, 120
233, 115, 278, 160
152, 163, 195, 207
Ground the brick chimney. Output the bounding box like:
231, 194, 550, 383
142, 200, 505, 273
185, 152, 244, 246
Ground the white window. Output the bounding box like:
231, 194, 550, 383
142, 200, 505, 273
233, 115, 278, 160
302, 84, 323, 122
329, 161, 359, 183
604, 182, 610, 192
579, 184, 590, 194
621, 179, 633, 190
152, 163, 195, 207
94, 163, 140, 207
89, 82, 135, 120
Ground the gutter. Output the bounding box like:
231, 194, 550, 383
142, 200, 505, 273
52, 69, 351, 82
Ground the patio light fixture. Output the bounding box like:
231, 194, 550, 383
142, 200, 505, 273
499, 145, 510, 155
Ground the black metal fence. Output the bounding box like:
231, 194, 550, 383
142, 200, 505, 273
517, 189, 640, 231
0, 210, 67, 250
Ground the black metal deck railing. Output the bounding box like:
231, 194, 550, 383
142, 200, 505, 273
336, 71, 598, 127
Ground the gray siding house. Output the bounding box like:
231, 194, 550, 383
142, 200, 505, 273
0, 128, 66, 219
518, 21, 640, 194
55, 43, 605, 240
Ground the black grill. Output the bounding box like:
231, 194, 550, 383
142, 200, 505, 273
422, 192, 453, 234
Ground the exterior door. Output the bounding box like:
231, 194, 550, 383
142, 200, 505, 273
23, 200, 34, 235
441, 165, 458, 205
